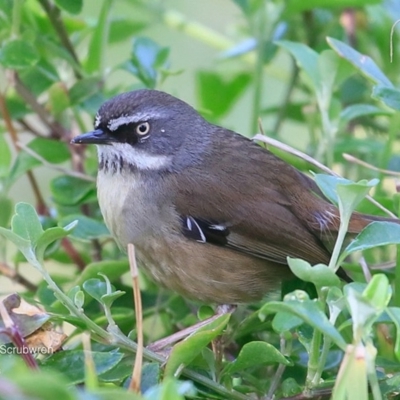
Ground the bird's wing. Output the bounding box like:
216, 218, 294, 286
172, 131, 332, 266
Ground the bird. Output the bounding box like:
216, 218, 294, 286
71, 89, 396, 305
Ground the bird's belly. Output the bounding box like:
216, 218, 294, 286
135, 236, 291, 304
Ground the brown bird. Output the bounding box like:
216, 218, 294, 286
71, 89, 395, 304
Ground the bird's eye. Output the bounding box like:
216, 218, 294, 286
136, 122, 150, 136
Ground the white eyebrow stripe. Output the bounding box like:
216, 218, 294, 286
107, 112, 165, 131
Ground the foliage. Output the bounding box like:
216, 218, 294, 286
1, 0, 400, 399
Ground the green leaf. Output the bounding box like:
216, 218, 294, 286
314, 174, 378, 218
343, 221, 400, 257
0, 39, 39, 69
83, 278, 111, 303
386, 307, 400, 360
69, 77, 103, 105
50, 176, 96, 206
362, 274, 391, 310
54, 0, 82, 14
11, 203, 43, 245
165, 314, 230, 377
144, 378, 196, 400
314, 174, 353, 205
0, 135, 11, 177
286, 0, 379, 13
84, 0, 113, 73
72, 260, 129, 287
109, 18, 146, 44
74, 290, 85, 309
35, 222, 78, 262
7, 138, 70, 187
287, 258, 341, 288
42, 350, 124, 384
372, 85, 400, 111
272, 311, 303, 333
58, 215, 109, 240
124, 37, 170, 88
327, 37, 393, 87
196, 71, 251, 118
0, 197, 13, 227
345, 285, 382, 341
276, 41, 319, 90
0, 227, 32, 257
47, 82, 70, 117
101, 290, 126, 308
260, 295, 346, 350
223, 341, 290, 375
340, 104, 390, 122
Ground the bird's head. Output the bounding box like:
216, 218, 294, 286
71, 89, 210, 172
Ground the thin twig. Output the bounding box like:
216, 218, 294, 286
13, 74, 66, 138
16, 141, 96, 182
0, 93, 47, 214
36, 0, 82, 78
0, 261, 37, 292
359, 257, 372, 282
253, 134, 397, 218
128, 244, 143, 393
343, 153, 400, 177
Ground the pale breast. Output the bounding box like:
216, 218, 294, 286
97, 170, 142, 248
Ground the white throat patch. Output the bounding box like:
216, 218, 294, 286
97, 143, 172, 171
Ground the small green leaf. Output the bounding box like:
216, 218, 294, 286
124, 37, 170, 89
11, 203, 43, 245
386, 307, 400, 360
0, 40, 39, 69
0, 197, 13, 228
145, 378, 196, 400
272, 311, 303, 333
7, 138, 70, 187
109, 18, 146, 44
223, 341, 290, 375
345, 285, 380, 341
276, 41, 319, 90
35, 222, 77, 262
72, 260, 129, 287
362, 274, 391, 310
286, 0, 379, 13
0, 135, 11, 177
74, 290, 85, 309
50, 176, 96, 206
42, 350, 124, 384
260, 295, 346, 350
47, 82, 70, 117
343, 221, 400, 257
69, 77, 102, 105
327, 37, 393, 87
54, 0, 82, 14
287, 258, 340, 288
84, 0, 113, 73
196, 71, 252, 118
165, 314, 230, 377
372, 85, 400, 111
83, 279, 110, 303
58, 215, 109, 241
340, 104, 390, 122
101, 290, 126, 308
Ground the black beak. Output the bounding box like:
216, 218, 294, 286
71, 129, 112, 145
